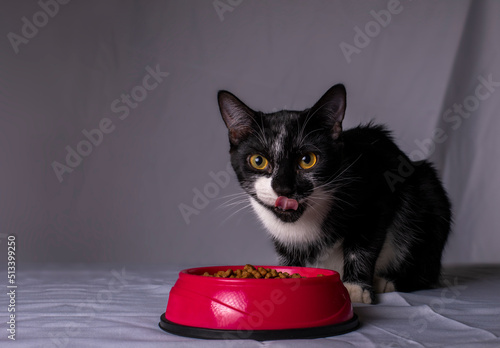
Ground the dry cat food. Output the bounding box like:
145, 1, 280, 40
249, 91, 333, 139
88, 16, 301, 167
201, 264, 325, 279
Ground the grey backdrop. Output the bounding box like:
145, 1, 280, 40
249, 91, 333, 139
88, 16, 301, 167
1, 0, 499, 266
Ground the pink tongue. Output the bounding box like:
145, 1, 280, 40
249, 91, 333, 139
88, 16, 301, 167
275, 196, 299, 211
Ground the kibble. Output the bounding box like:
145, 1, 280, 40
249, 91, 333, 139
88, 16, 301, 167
202, 264, 312, 279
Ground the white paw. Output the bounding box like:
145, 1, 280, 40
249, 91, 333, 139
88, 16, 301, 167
344, 282, 372, 304
385, 281, 395, 293
373, 276, 396, 293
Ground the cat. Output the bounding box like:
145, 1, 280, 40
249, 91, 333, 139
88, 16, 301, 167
217, 84, 451, 304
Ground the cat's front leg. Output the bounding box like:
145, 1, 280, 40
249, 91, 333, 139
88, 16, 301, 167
341, 244, 379, 304
273, 242, 306, 267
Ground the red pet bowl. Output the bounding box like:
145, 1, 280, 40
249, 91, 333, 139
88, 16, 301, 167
159, 265, 358, 340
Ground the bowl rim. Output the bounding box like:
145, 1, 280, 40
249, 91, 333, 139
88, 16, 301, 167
178, 265, 341, 283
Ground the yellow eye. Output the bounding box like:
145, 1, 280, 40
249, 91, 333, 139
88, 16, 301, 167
299, 152, 317, 170
249, 154, 269, 170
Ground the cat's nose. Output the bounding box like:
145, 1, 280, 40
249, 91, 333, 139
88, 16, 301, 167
271, 180, 295, 198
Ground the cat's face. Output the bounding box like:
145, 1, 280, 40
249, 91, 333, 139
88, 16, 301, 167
218, 84, 346, 224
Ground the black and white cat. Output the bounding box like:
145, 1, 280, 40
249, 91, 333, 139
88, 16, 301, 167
217, 84, 451, 303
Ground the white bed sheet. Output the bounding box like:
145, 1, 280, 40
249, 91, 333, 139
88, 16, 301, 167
9, 264, 500, 347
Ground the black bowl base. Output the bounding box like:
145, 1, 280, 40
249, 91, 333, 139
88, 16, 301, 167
159, 313, 359, 340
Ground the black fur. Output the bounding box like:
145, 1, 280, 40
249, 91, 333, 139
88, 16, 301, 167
217, 84, 452, 302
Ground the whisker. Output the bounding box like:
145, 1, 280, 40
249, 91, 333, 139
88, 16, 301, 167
215, 193, 249, 203
216, 198, 251, 210
218, 202, 254, 226
303, 200, 323, 217
215, 192, 248, 199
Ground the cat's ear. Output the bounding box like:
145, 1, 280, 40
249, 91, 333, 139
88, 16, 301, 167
218, 90, 254, 145
311, 84, 346, 140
